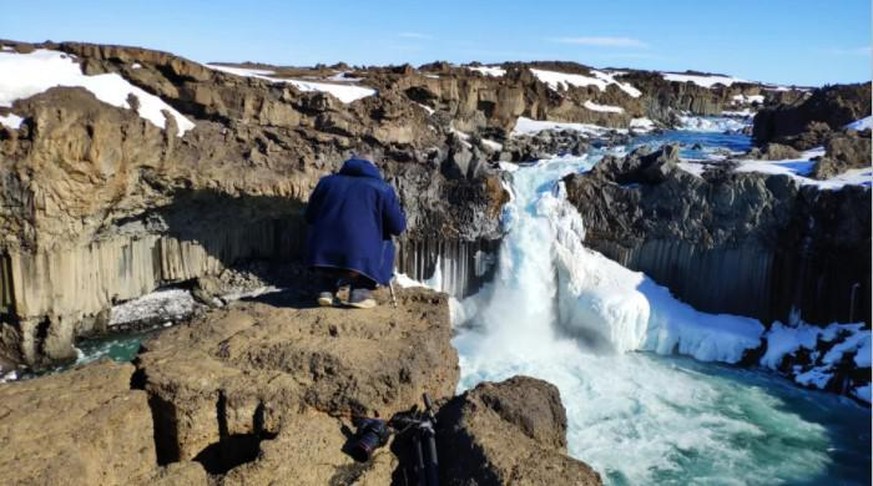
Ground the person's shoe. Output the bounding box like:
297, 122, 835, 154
317, 291, 334, 307
347, 288, 377, 309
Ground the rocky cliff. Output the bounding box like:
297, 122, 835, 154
563, 144, 871, 326
0, 287, 601, 485
0, 41, 507, 366
753, 82, 871, 145
0, 39, 809, 368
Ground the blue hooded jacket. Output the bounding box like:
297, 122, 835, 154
304, 158, 406, 285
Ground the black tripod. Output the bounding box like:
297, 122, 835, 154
389, 394, 439, 486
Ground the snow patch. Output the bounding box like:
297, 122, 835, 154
852, 385, 871, 403
530, 68, 641, 98
822, 325, 870, 366
630, 117, 656, 132
395, 273, 428, 289
677, 115, 749, 133
131, 63, 142, 70
513, 116, 624, 137
663, 72, 747, 88
0, 112, 23, 129
0, 49, 195, 136
845, 116, 872, 131
206, 63, 376, 103
640, 281, 765, 363
760, 322, 822, 369
795, 367, 833, 389
286, 79, 377, 103
481, 138, 503, 151
326, 71, 362, 82
583, 100, 624, 113
109, 289, 195, 327
731, 94, 764, 105
468, 66, 506, 77
207, 64, 276, 77
759, 321, 870, 393
734, 148, 872, 190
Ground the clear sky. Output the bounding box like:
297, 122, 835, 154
2, 0, 870, 86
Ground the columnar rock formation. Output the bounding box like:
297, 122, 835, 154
563, 144, 871, 326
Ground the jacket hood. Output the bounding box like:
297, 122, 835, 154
339, 158, 383, 180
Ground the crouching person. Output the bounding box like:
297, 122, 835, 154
304, 153, 406, 308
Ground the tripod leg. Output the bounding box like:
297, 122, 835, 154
423, 429, 439, 486
413, 434, 426, 486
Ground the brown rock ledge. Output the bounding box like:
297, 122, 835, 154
0, 287, 601, 485
0, 361, 163, 485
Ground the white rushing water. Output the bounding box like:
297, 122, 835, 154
453, 151, 870, 484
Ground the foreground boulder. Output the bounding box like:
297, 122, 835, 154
0, 287, 603, 484
136, 286, 459, 481
0, 361, 165, 485
437, 376, 602, 485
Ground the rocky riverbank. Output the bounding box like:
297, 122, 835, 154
0, 286, 601, 485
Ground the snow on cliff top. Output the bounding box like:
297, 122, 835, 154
467, 65, 642, 98
678, 144, 872, 190
662, 72, 747, 88
531, 68, 642, 98
468, 66, 506, 77
206, 64, 376, 103
733, 147, 872, 189
0, 49, 195, 136
583, 100, 625, 113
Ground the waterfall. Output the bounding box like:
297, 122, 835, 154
451, 154, 863, 485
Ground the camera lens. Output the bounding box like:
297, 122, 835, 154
350, 419, 388, 462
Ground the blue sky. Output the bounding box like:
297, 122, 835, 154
2, 0, 870, 86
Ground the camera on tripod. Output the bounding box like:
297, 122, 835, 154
347, 393, 440, 486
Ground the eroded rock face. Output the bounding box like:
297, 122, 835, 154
564, 145, 871, 325
136, 286, 459, 477
436, 376, 602, 485
0, 41, 507, 367
0, 361, 162, 485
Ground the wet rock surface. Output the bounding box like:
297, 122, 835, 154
437, 376, 602, 485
